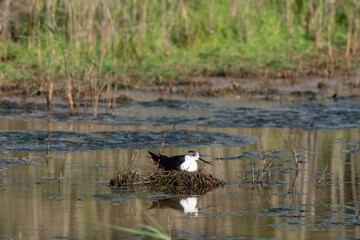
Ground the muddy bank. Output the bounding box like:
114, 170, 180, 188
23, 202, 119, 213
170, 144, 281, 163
163, 72, 360, 97
1, 70, 360, 103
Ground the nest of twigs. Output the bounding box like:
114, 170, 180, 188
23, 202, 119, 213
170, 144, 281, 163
144, 168, 224, 193
109, 167, 225, 194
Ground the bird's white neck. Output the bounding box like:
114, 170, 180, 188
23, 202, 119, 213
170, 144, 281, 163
180, 155, 198, 172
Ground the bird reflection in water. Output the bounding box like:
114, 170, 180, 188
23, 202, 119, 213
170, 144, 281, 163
149, 196, 199, 217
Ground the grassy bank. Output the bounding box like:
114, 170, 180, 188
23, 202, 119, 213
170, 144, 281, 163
0, 0, 359, 109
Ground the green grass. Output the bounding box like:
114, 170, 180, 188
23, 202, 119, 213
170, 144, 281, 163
110, 206, 171, 240
0, 0, 359, 90
111, 225, 171, 240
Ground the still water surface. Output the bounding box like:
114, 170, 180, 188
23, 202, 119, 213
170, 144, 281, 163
0, 96, 360, 239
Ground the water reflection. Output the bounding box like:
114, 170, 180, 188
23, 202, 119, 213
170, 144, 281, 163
0, 117, 360, 239
149, 196, 199, 217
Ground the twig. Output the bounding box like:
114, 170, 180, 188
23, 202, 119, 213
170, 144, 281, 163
117, 181, 152, 186
131, 149, 138, 171
317, 166, 328, 184
159, 129, 168, 153
290, 168, 299, 192
282, 124, 301, 169
291, 128, 299, 168
214, 142, 223, 180
258, 129, 273, 186
46, 115, 52, 159
252, 165, 255, 184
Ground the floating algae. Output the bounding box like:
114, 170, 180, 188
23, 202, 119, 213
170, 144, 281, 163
109, 168, 225, 194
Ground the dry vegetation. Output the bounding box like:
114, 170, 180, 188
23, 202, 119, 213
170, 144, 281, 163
110, 168, 225, 194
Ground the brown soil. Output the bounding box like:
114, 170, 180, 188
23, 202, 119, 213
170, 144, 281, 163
1, 68, 359, 105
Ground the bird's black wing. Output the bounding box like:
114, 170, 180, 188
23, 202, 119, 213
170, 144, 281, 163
161, 154, 185, 170
148, 151, 184, 170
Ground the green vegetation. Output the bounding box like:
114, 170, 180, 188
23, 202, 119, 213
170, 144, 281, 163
0, 0, 359, 104
111, 225, 171, 240
111, 206, 171, 240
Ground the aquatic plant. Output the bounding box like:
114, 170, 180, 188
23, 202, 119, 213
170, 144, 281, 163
111, 225, 171, 240
111, 206, 171, 240
282, 125, 302, 168
249, 129, 274, 187
257, 147, 274, 186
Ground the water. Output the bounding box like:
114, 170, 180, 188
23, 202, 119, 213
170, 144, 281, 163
0, 96, 360, 239
1, 95, 360, 129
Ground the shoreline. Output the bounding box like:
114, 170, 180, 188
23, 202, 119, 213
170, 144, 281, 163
1, 70, 359, 108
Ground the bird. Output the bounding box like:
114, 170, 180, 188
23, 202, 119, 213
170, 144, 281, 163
148, 150, 212, 172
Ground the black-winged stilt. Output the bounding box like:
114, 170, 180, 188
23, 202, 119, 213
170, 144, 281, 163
148, 151, 212, 172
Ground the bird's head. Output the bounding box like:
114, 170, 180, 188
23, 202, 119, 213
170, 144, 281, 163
186, 151, 213, 165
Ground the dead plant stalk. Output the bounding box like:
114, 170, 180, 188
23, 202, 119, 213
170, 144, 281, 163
291, 129, 299, 168
283, 126, 301, 169
214, 142, 223, 180
159, 130, 168, 153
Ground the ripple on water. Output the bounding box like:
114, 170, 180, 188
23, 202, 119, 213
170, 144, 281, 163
1, 98, 360, 129
0, 130, 257, 153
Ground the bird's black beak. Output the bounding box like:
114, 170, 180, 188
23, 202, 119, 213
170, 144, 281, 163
199, 158, 213, 165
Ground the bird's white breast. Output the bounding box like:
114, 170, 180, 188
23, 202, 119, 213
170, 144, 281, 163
180, 156, 198, 172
